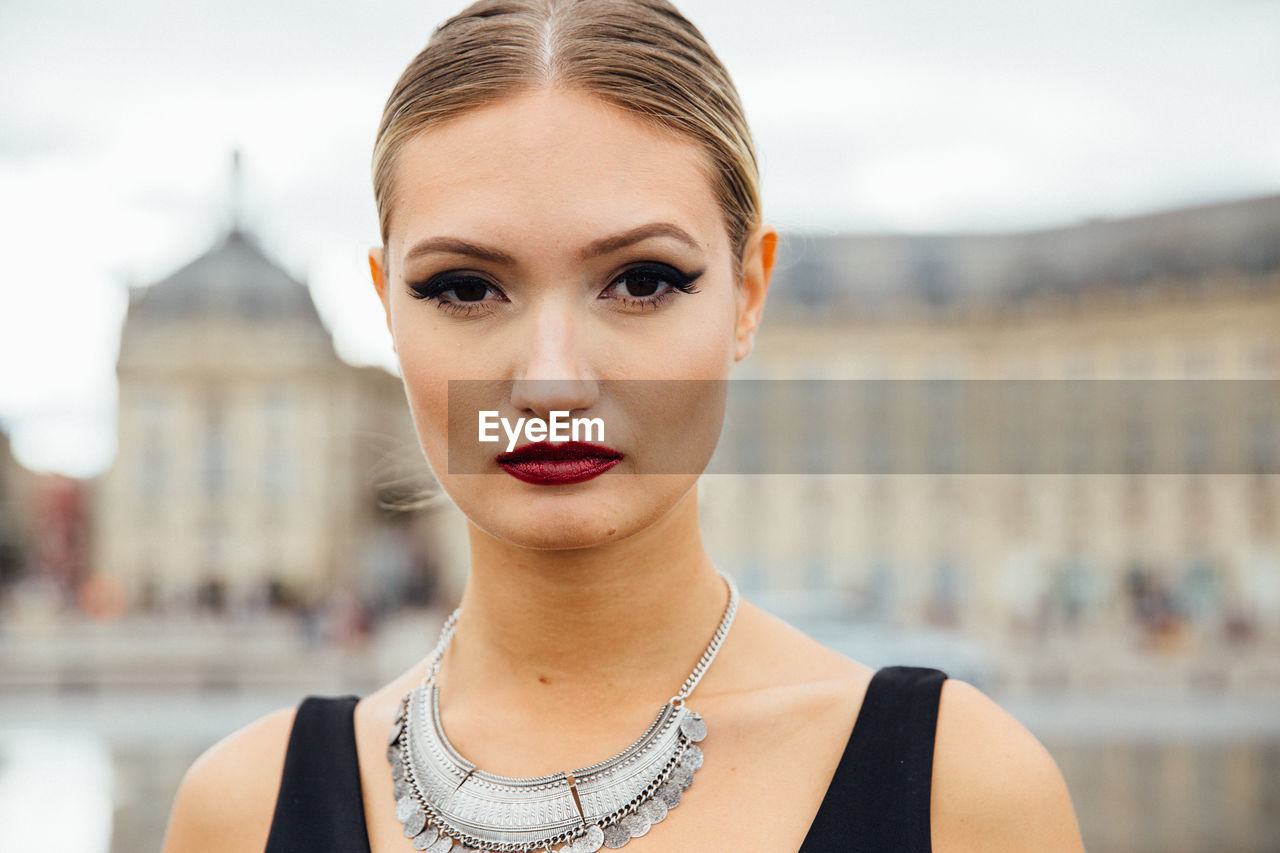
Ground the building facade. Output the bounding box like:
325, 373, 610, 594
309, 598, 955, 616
702, 194, 1280, 684
95, 227, 451, 613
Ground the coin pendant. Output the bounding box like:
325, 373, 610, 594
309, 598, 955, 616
393, 778, 411, 800
679, 713, 707, 743
413, 828, 439, 850
396, 795, 418, 822
641, 797, 669, 824
655, 782, 681, 808
388, 719, 405, 745
569, 824, 605, 852
602, 823, 631, 848
621, 811, 651, 838
681, 743, 704, 771
426, 834, 454, 853
668, 764, 694, 791
392, 759, 405, 781
403, 809, 427, 838
387, 743, 399, 764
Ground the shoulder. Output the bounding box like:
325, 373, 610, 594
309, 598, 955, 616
931, 679, 1084, 852
160, 705, 298, 853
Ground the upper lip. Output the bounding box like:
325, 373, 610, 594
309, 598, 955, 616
496, 441, 623, 464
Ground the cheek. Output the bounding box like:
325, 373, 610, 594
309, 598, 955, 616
673, 282, 740, 377
393, 328, 452, 463
612, 276, 739, 382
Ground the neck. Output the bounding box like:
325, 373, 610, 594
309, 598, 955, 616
440, 488, 729, 710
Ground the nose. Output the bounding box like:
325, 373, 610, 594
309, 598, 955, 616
509, 301, 599, 419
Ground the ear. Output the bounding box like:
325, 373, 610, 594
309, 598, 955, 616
368, 246, 395, 347
734, 224, 777, 362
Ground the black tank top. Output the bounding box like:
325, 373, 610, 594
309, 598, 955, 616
264, 665, 947, 852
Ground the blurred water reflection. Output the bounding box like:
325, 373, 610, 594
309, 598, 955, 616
1, 606, 1278, 852
0, 728, 112, 853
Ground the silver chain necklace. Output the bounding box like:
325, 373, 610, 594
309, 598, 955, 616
386, 570, 739, 853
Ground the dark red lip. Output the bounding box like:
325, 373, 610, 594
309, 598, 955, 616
496, 441, 623, 485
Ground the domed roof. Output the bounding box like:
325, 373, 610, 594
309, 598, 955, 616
129, 228, 324, 325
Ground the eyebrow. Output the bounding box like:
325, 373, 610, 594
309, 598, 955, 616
401, 222, 703, 267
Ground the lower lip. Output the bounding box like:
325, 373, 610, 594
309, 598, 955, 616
498, 456, 621, 485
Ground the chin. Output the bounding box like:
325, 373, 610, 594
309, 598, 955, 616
470, 498, 634, 550
456, 474, 699, 552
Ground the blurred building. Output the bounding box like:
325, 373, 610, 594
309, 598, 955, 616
94, 224, 448, 614
704, 193, 1280, 685
0, 427, 29, 587
27, 474, 90, 597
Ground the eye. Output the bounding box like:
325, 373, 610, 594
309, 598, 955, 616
601, 263, 702, 310
407, 273, 507, 316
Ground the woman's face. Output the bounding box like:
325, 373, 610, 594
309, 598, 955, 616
370, 87, 772, 550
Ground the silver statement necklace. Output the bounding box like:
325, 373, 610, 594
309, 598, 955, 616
386, 570, 739, 853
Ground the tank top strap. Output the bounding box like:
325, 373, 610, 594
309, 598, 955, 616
264, 694, 371, 853
798, 665, 948, 852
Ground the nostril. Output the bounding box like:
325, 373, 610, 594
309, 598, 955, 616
509, 377, 600, 419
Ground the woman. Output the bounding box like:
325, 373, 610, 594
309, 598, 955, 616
162, 1, 1083, 850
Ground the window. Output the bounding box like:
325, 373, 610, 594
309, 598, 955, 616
203, 392, 230, 500
134, 387, 170, 516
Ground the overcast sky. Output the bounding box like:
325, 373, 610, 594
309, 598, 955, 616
2, 0, 1278, 477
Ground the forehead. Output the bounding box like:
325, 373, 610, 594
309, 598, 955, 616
387, 87, 727, 259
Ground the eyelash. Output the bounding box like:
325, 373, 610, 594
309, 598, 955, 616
406, 262, 703, 317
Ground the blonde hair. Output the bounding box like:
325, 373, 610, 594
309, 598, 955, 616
372, 0, 761, 276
